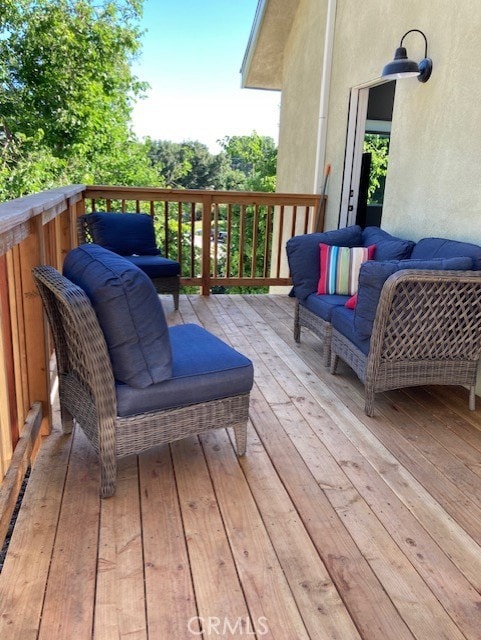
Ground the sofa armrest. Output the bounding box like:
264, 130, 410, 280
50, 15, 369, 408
368, 269, 481, 365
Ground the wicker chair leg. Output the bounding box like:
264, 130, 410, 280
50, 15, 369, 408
294, 323, 301, 343
322, 342, 331, 368
469, 386, 476, 411
99, 426, 117, 498
60, 406, 74, 434
233, 423, 247, 456
330, 354, 339, 374
100, 460, 117, 498
294, 303, 301, 343
364, 386, 375, 417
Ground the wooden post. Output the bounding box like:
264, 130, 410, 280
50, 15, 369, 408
0, 253, 19, 464
200, 194, 213, 295
18, 217, 51, 435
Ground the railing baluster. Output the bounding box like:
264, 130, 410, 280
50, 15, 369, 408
177, 202, 182, 265
303, 206, 309, 235
190, 201, 196, 278
226, 204, 233, 278
263, 205, 273, 278
290, 205, 297, 238
251, 204, 259, 278
163, 201, 169, 257
238, 205, 246, 278
275, 205, 285, 279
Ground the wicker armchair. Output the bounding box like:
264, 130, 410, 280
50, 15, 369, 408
77, 213, 180, 309
330, 270, 481, 416
33, 265, 251, 497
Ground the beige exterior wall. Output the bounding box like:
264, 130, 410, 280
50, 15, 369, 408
276, 0, 326, 194
273, 0, 481, 247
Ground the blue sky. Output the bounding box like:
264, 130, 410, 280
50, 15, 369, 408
131, 0, 280, 152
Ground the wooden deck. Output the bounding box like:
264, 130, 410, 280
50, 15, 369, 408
1, 294, 481, 640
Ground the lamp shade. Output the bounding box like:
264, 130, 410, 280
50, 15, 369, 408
381, 46, 420, 79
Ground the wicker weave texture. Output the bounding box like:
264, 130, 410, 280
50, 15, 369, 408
33, 265, 249, 497
331, 269, 481, 416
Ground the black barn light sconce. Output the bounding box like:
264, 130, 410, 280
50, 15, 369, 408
381, 29, 433, 83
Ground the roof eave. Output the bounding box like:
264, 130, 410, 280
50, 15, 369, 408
240, 0, 299, 91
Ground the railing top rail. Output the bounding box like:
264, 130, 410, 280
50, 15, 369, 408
84, 185, 321, 206
0, 185, 85, 235
0, 185, 86, 256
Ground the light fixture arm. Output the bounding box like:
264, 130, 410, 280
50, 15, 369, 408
399, 29, 429, 59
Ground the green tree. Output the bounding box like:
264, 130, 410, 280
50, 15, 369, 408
0, 0, 158, 199
148, 139, 233, 190
219, 132, 277, 192
363, 134, 389, 204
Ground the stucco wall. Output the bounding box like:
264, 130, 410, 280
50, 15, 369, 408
275, 0, 326, 194
275, 0, 481, 246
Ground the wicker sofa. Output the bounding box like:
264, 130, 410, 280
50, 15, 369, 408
287, 225, 481, 415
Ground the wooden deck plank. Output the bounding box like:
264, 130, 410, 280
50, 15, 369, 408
1, 295, 481, 639
0, 421, 72, 638
171, 436, 252, 639
201, 427, 311, 640
94, 455, 146, 640
139, 444, 198, 639
38, 427, 100, 639
230, 425, 363, 640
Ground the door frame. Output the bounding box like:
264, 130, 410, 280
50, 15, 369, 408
339, 79, 392, 228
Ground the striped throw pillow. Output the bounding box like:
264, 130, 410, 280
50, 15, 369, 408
317, 243, 376, 295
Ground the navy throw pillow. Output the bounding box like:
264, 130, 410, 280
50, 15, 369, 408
63, 244, 172, 388
410, 237, 481, 270
362, 226, 415, 261
286, 225, 362, 301
85, 212, 160, 256
354, 256, 473, 339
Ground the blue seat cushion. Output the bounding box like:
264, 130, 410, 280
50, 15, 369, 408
331, 306, 370, 356
63, 244, 172, 388
354, 256, 474, 339
125, 255, 180, 278
85, 212, 161, 256
362, 226, 415, 261
410, 237, 481, 269
115, 324, 254, 417
303, 293, 351, 321
286, 225, 362, 301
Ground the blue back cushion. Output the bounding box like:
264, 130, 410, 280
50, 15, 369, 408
86, 212, 160, 256
286, 225, 362, 301
410, 237, 481, 270
63, 244, 172, 388
354, 257, 473, 339
362, 226, 415, 260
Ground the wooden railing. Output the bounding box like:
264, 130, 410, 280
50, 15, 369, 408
85, 185, 323, 293
0, 184, 322, 544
